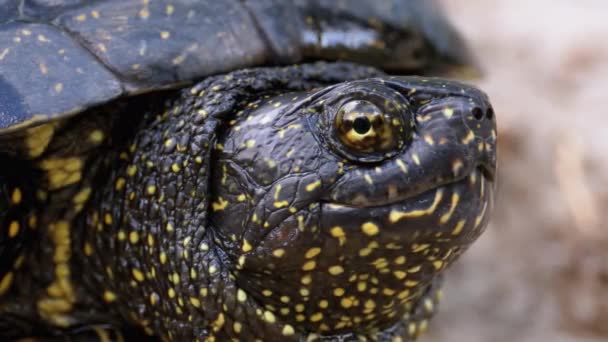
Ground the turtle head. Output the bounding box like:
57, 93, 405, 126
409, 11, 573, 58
210, 76, 496, 336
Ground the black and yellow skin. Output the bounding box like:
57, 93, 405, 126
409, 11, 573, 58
0, 62, 496, 341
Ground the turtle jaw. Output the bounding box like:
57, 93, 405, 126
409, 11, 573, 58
310, 167, 493, 333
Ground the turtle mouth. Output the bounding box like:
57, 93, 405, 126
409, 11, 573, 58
320, 166, 493, 242
324, 163, 494, 211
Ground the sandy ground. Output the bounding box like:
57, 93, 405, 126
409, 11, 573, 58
421, 1, 608, 341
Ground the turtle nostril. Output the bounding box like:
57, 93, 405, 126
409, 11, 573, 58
486, 107, 494, 120
472, 107, 484, 120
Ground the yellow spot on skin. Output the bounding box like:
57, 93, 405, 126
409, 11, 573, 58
383, 288, 396, 296
53, 83, 64, 93
274, 201, 289, 208
333, 288, 345, 296
8, 221, 20, 238
273, 249, 285, 258
159, 252, 167, 264
242, 240, 252, 252
408, 265, 421, 273
412, 154, 421, 166
39, 62, 48, 75
149, 293, 158, 305
393, 271, 407, 280
117, 230, 126, 241
233, 322, 242, 333
160, 31, 170, 39
132, 269, 145, 282
75, 14, 87, 21
88, 130, 104, 144
396, 159, 408, 174
405, 280, 419, 287
263, 310, 276, 323
245, 139, 256, 148
139, 7, 150, 19
330, 226, 346, 246
462, 130, 475, 144
364, 174, 373, 185
305, 180, 321, 192
398, 289, 411, 300
166, 4, 175, 15
146, 185, 156, 196
237, 289, 247, 302
361, 222, 379, 236
104, 213, 113, 225
0, 272, 14, 295
282, 324, 295, 336
340, 297, 354, 308
114, 178, 126, 191
72, 187, 91, 205
129, 231, 139, 244
328, 265, 344, 275
126, 165, 137, 177
310, 313, 323, 322
412, 244, 430, 253
424, 135, 435, 145
302, 260, 316, 271
83, 242, 93, 256
301, 274, 312, 285
452, 159, 464, 176
11, 188, 22, 205
190, 297, 201, 308
389, 189, 443, 223
394, 256, 406, 265
212, 197, 228, 211
208, 265, 217, 274
237, 194, 247, 202
440, 193, 460, 224
433, 260, 444, 270
305, 247, 321, 259
26, 123, 55, 158
452, 220, 466, 235
103, 290, 117, 302
442, 107, 454, 118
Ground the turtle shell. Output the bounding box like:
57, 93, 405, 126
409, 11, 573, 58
0, 0, 473, 134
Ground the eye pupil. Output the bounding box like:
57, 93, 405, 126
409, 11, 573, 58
353, 117, 371, 134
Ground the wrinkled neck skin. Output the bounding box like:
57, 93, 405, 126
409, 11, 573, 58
77, 65, 494, 341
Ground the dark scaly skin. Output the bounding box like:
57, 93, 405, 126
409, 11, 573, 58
0, 63, 496, 340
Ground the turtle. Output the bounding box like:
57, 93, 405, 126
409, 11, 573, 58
0, 0, 496, 341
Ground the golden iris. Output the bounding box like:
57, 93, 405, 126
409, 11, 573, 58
335, 100, 399, 153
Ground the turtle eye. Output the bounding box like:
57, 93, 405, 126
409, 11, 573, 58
335, 100, 401, 153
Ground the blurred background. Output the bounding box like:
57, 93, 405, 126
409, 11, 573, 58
422, 0, 608, 341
